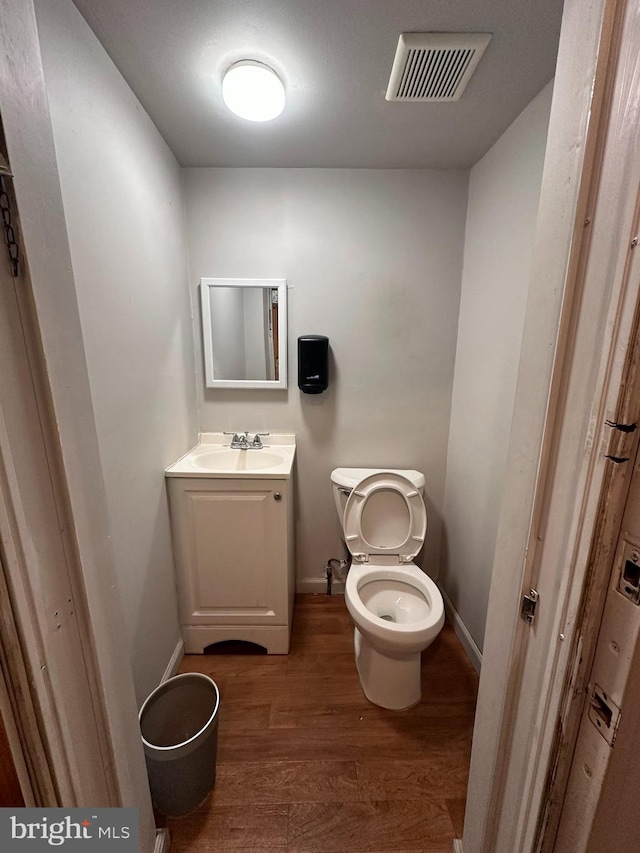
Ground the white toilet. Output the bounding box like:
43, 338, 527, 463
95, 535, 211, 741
331, 467, 445, 710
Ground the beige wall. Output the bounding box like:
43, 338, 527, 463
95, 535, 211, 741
441, 81, 554, 653
184, 168, 469, 588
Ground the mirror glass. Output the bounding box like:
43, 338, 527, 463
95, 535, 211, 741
200, 278, 287, 389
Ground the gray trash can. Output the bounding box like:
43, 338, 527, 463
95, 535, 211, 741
139, 673, 220, 817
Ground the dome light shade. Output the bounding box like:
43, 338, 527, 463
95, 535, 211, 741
222, 61, 285, 122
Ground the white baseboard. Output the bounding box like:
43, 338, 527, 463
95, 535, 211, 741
154, 828, 170, 853
160, 637, 184, 684
296, 577, 345, 595
438, 584, 482, 674
452, 839, 464, 853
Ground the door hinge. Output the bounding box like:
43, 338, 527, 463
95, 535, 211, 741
521, 588, 539, 624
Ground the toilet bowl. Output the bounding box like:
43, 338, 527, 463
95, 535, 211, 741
331, 468, 445, 710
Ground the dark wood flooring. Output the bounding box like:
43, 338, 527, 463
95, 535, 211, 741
167, 594, 478, 852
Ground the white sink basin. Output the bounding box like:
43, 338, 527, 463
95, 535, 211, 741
192, 448, 286, 471
165, 433, 296, 479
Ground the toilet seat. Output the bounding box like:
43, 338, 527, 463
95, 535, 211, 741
343, 472, 426, 563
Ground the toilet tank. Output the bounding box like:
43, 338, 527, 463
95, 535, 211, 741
330, 467, 426, 526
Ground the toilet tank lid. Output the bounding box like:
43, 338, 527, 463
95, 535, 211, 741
331, 467, 425, 491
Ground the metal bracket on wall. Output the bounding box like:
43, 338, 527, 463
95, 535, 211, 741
588, 684, 621, 747
521, 588, 539, 624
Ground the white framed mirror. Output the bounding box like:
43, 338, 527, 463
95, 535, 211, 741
200, 277, 287, 389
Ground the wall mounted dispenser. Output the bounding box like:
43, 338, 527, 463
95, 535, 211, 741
298, 335, 329, 394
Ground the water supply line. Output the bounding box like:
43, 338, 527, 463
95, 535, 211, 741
325, 557, 350, 595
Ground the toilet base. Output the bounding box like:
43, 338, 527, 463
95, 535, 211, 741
354, 628, 422, 710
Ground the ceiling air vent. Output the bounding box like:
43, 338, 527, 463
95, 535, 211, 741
386, 33, 491, 102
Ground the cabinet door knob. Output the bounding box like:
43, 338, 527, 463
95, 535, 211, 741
273, 492, 282, 501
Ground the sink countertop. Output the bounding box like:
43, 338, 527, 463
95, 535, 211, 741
165, 432, 296, 479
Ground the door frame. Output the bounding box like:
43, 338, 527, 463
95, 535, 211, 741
0, 157, 117, 808
463, 0, 640, 850
0, 481, 58, 809
0, 556, 46, 808
538, 0, 640, 838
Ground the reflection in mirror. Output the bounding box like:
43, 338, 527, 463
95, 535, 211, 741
210, 287, 279, 381
200, 278, 287, 389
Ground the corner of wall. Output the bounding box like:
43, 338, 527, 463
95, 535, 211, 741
180, 166, 202, 441
440, 80, 554, 655
439, 583, 482, 674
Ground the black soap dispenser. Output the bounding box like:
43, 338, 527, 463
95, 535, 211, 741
298, 335, 329, 394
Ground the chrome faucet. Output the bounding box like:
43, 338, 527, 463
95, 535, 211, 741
224, 431, 269, 450
232, 432, 249, 449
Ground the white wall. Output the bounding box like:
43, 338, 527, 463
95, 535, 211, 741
35, 0, 198, 704
441, 81, 554, 653
210, 286, 247, 379
243, 289, 268, 381
184, 169, 469, 588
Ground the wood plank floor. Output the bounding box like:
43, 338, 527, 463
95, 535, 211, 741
166, 594, 478, 852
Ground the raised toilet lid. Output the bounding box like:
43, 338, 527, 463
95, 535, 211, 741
343, 471, 426, 563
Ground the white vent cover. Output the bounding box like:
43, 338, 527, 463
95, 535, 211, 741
386, 33, 491, 102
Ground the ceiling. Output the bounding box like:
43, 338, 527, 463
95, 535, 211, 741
71, 0, 564, 169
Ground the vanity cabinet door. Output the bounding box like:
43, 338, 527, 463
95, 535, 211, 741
168, 478, 289, 628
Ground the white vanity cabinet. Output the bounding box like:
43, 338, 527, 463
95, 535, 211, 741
165, 435, 296, 654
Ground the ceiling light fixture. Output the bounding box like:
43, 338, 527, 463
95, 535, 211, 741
222, 60, 285, 122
